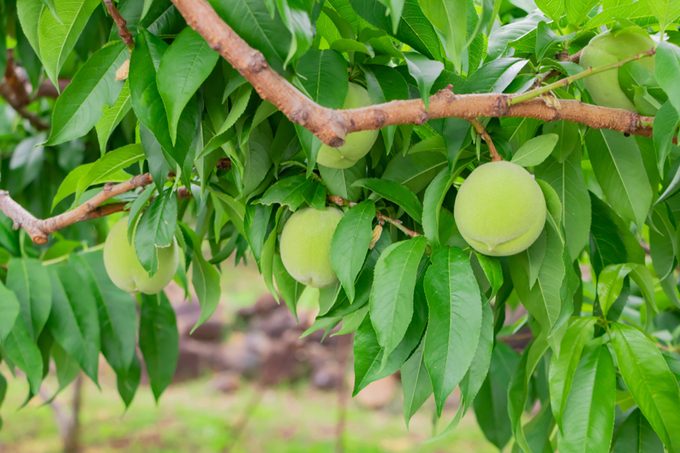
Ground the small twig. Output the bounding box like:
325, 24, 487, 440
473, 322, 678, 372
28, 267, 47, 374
103, 0, 134, 49
334, 336, 352, 453
0, 50, 49, 130
327, 195, 421, 238
0, 173, 153, 244
469, 118, 502, 161
510, 48, 655, 106
223, 383, 265, 453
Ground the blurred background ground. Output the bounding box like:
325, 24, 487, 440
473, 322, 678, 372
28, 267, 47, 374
0, 259, 496, 453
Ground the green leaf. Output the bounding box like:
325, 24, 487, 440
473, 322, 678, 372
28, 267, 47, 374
597, 263, 656, 319
353, 178, 422, 223
586, 129, 653, 227
116, 353, 141, 408
473, 343, 520, 450
543, 121, 580, 163
535, 0, 564, 21
559, 345, 616, 453
157, 28, 219, 144
274, 0, 314, 65
211, 192, 246, 237
419, 0, 467, 71
422, 168, 454, 245
46, 42, 127, 145
318, 163, 365, 201
401, 340, 432, 426
536, 152, 591, 261
656, 42, 680, 114
49, 264, 100, 383
209, 0, 292, 73
589, 194, 644, 275
134, 190, 178, 274
2, 317, 43, 394
139, 292, 179, 401
566, 0, 598, 25
76, 144, 144, 199
423, 247, 483, 415
509, 217, 565, 334
473, 253, 503, 298
353, 294, 426, 394
191, 250, 222, 332
0, 282, 20, 342
273, 254, 303, 316
37, 0, 101, 86
611, 409, 664, 453
130, 31, 172, 152
649, 205, 677, 280
331, 200, 375, 302
458, 300, 494, 409
383, 150, 447, 194
549, 317, 596, 424
653, 101, 679, 174
202, 85, 252, 154
403, 53, 444, 107
364, 65, 409, 153
296, 49, 348, 108
369, 237, 427, 359
610, 323, 680, 451
646, 0, 680, 30
351, 0, 443, 60
511, 133, 559, 167
6, 258, 52, 340
259, 175, 321, 211
9, 135, 45, 191
16, 0, 43, 58
96, 81, 132, 154
52, 163, 94, 210
78, 252, 137, 375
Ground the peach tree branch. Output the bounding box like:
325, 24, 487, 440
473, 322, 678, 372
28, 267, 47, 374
0, 174, 153, 244
171, 0, 655, 146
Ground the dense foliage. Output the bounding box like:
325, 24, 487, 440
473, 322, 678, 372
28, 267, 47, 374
1, 0, 680, 451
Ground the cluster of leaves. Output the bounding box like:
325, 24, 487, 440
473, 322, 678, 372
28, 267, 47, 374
0, 0, 680, 451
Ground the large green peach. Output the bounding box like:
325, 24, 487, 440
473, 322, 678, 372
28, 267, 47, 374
317, 83, 379, 169
453, 161, 546, 257
580, 27, 657, 114
279, 207, 343, 287
103, 217, 179, 294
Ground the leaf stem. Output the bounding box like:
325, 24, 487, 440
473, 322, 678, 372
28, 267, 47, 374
508, 48, 656, 106
327, 195, 421, 238
469, 119, 502, 161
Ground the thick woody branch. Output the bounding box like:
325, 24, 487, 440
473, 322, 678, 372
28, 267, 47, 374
171, 0, 655, 147
0, 174, 153, 244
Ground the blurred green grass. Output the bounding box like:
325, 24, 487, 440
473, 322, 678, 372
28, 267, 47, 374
0, 373, 496, 453
0, 259, 496, 452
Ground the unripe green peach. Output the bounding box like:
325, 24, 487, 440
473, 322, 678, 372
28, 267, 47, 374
580, 27, 656, 114
453, 161, 546, 257
103, 217, 179, 294
279, 207, 343, 287
317, 83, 379, 169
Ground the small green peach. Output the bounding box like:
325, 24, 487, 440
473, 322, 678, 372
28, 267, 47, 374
279, 207, 343, 287
453, 161, 546, 257
317, 83, 379, 169
103, 217, 179, 294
